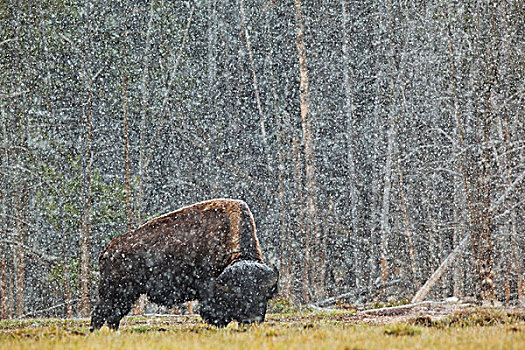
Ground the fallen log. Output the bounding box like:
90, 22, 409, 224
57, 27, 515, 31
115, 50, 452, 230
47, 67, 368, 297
22, 299, 80, 318
311, 291, 356, 308
358, 301, 435, 316
412, 235, 470, 303
311, 279, 403, 308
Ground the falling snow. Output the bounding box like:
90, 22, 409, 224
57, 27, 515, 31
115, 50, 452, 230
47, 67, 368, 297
0, 0, 524, 320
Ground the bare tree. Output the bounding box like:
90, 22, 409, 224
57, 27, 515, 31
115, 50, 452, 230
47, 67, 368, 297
13, 176, 27, 318
77, 1, 95, 318
495, 0, 524, 305
78, 88, 93, 317
294, 0, 323, 301
122, 22, 133, 233
239, 0, 273, 177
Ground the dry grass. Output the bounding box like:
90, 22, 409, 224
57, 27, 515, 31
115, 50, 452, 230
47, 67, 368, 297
0, 308, 523, 350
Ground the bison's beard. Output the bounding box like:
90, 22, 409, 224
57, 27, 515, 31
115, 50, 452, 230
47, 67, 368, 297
198, 296, 234, 327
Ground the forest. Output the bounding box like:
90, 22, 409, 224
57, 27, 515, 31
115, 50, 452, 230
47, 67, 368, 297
0, 0, 524, 320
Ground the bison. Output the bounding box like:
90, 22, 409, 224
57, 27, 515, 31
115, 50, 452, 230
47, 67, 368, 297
90, 199, 278, 330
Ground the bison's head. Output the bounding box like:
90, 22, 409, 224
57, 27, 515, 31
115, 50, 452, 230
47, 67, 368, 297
199, 261, 278, 327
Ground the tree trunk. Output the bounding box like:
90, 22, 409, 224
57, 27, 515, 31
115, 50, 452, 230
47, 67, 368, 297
207, 0, 217, 101
76, 0, 99, 319
14, 248, 24, 318
78, 88, 93, 318
277, 112, 292, 298
122, 24, 133, 233
444, 6, 472, 301
14, 193, 26, 318
291, 135, 307, 302
294, 0, 322, 301
340, 0, 364, 291
397, 161, 418, 288
379, 110, 396, 287
379, 20, 399, 289
496, 0, 523, 305
469, 92, 497, 305
239, 0, 272, 177
0, 121, 8, 319
452, 189, 465, 299
63, 261, 73, 318
132, 1, 159, 316
57, 196, 74, 319
136, 0, 156, 229
13, 133, 28, 318
0, 261, 6, 319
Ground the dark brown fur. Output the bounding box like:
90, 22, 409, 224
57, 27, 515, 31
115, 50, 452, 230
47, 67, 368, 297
90, 199, 276, 330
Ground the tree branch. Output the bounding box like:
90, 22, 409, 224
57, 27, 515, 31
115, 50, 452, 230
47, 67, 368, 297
0, 38, 18, 46
0, 239, 60, 264
491, 169, 525, 212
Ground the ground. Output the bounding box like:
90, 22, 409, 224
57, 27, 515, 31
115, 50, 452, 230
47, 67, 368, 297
0, 304, 523, 349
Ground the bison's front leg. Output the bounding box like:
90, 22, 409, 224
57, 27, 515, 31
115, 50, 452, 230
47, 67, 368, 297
90, 293, 136, 331
90, 301, 108, 331
90, 292, 121, 331
90, 281, 139, 331
105, 292, 137, 330
90, 281, 115, 332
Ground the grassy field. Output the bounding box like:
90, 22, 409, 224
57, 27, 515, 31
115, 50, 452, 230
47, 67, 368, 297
0, 308, 523, 350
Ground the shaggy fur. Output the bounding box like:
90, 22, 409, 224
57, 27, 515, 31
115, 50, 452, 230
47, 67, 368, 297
90, 199, 277, 331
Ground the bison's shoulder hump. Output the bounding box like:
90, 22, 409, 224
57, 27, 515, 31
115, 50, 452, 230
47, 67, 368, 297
133, 199, 248, 229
